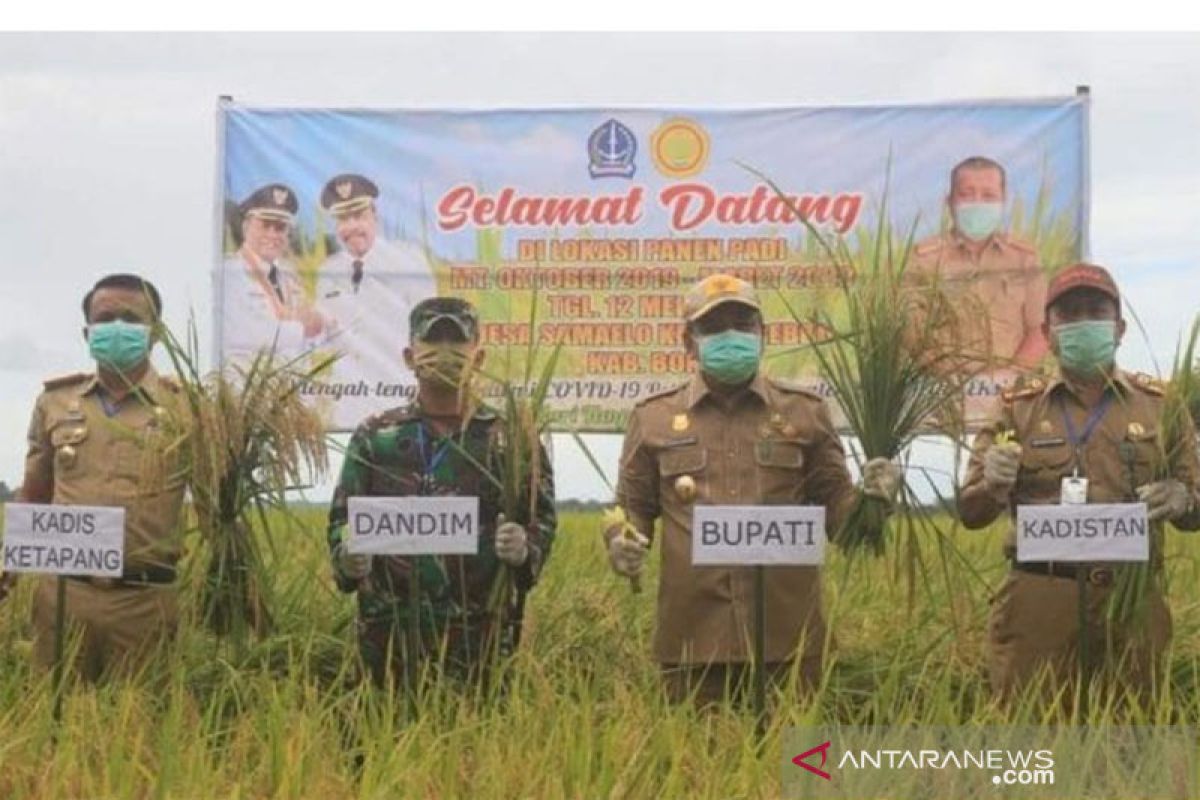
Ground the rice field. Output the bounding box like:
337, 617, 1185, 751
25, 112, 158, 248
2, 507, 1200, 798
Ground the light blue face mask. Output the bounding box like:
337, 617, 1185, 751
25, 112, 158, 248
87, 320, 151, 372
1053, 319, 1118, 376
953, 201, 1004, 242
698, 330, 762, 385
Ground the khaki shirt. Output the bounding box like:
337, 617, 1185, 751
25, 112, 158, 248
910, 231, 1047, 364
21, 368, 188, 570
961, 370, 1200, 551
613, 372, 857, 664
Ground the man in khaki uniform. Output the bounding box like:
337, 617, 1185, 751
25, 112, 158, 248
605, 274, 902, 704
911, 156, 1049, 369
960, 263, 1200, 700
17, 274, 187, 681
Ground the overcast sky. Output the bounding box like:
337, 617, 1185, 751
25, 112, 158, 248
1, 32, 1197, 500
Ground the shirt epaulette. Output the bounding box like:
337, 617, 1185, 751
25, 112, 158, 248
635, 381, 687, 408
1131, 372, 1166, 396
361, 405, 421, 430
1001, 376, 1046, 404
42, 372, 91, 391
766, 376, 824, 401
913, 237, 946, 257
1003, 236, 1038, 256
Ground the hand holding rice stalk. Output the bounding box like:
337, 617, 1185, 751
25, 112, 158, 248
746, 165, 986, 556
144, 316, 331, 642
602, 506, 643, 594
1108, 315, 1200, 625
444, 290, 561, 662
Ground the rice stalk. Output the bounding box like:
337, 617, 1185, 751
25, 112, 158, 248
145, 314, 331, 643
430, 289, 562, 673
1108, 314, 1200, 625
743, 161, 990, 558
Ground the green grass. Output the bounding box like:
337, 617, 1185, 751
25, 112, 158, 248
3, 509, 1200, 798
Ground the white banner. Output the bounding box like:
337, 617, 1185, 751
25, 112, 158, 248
692, 505, 826, 566
2, 503, 125, 577
217, 100, 1090, 432
1015, 503, 1150, 563
346, 496, 480, 556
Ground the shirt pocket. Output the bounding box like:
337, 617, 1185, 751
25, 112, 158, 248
49, 421, 90, 478
104, 411, 170, 487
754, 438, 806, 503
1124, 426, 1163, 488
658, 445, 707, 506
1017, 442, 1073, 498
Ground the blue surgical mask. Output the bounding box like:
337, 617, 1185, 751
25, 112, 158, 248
1053, 320, 1118, 376
87, 320, 151, 372
698, 330, 762, 385
953, 201, 1003, 242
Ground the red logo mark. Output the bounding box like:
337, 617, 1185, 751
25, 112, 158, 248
792, 741, 832, 781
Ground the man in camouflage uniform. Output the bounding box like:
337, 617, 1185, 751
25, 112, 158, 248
327, 297, 556, 685
16, 274, 187, 681
961, 263, 1200, 700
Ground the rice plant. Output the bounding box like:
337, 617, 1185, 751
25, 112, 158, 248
1108, 315, 1200, 625
3, 508, 1200, 797
148, 315, 332, 643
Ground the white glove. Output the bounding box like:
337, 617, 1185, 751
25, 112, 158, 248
334, 542, 372, 581
861, 458, 903, 503
983, 442, 1022, 499
1137, 480, 1193, 522
608, 528, 649, 579
494, 513, 530, 566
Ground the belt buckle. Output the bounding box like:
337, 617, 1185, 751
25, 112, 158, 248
1088, 568, 1114, 588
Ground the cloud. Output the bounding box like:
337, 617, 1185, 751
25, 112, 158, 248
0, 332, 74, 373
1, 32, 1199, 501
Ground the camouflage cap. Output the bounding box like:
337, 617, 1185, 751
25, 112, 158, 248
239, 183, 298, 224
1045, 263, 1120, 312
683, 273, 760, 322
410, 297, 480, 342
320, 173, 379, 217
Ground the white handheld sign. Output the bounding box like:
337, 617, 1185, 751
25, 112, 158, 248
347, 496, 480, 556
3, 503, 125, 577
1016, 503, 1149, 563
692, 505, 826, 566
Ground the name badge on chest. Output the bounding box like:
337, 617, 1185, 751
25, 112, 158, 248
1061, 476, 1088, 505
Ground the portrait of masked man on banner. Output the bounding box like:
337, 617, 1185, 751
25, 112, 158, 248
911, 156, 1050, 373
220, 182, 327, 359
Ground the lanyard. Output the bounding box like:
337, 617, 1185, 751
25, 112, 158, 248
1058, 392, 1113, 477
98, 392, 123, 419
415, 422, 452, 491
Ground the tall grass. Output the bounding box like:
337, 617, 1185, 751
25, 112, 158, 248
743, 165, 985, 597
1108, 315, 1200, 625
3, 509, 1200, 797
